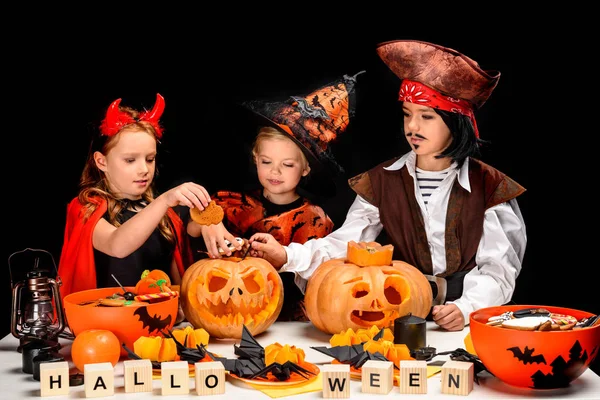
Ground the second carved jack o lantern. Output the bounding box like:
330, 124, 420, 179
304, 241, 433, 335
180, 257, 284, 339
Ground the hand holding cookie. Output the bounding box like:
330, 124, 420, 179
190, 200, 224, 225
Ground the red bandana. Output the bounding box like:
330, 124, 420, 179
398, 79, 479, 138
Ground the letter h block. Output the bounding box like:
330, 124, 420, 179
361, 360, 394, 394
84, 362, 114, 398
321, 363, 350, 398
40, 360, 70, 397
123, 359, 153, 393
161, 360, 190, 395
399, 360, 427, 394
441, 360, 473, 395
195, 361, 225, 395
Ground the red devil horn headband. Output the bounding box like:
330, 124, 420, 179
100, 93, 165, 138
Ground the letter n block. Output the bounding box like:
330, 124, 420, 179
123, 359, 153, 393
321, 363, 350, 398
161, 360, 190, 395
195, 361, 225, 395
361, 360, 394, 394
84, 362, 114, 398
399, 360, 427, 394
441, 360, 473, 396
40, 360, 69, 397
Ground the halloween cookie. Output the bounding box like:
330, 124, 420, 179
190, 200, 224, 225
502, 316, 552, 331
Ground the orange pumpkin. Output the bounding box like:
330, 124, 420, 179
135, 269, 172, 295
304, 241, 432, 335
180, 257, 284, 339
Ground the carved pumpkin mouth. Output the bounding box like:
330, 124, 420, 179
195, 296, 280, 326
350, 310, 398, 326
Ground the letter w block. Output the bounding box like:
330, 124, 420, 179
322, 363, 350, 398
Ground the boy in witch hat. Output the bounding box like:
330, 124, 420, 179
188, 72, 362, 321
247, 40, 527, 331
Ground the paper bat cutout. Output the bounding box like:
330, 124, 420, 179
435, 348, 494, 384
310, 326, 390, 369
162, 329, 209, 363
207, 324, 314, 381
507, 346, 546, 365
134, 307, 172, 334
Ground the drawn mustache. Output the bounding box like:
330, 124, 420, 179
406, 132, 426, 140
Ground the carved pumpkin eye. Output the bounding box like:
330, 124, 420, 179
351, 282, 370, 298
242, 271, 264, 294
208, 276, 228, 292
384, 277, 403, 305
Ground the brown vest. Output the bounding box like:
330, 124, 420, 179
349, 157, 526, 277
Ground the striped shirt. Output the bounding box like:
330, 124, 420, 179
416, 167, 450, 206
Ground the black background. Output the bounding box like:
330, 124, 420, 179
4, 25, 597, 374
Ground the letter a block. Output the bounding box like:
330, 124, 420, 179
84, 362, 114, 398
322, 363, 350, 398
399, 360, 427, 394
124, 359, 153, 393
40, 360, 69, 397
361, 360, 393, 394
195, 361, 225, 395
441, 360, 473, 396
161, 360, 190, 395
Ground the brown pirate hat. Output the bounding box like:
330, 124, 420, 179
376, 39, 500, 109
242, 71, 364, 199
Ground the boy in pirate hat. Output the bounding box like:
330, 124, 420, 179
187, 73, 361, 321
248, 40, 527, 331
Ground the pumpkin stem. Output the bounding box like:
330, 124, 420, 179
141, 269, 150, 279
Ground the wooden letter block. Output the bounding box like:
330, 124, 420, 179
361, 360, 394, 394
124, 359, 153, 393
40, 360, 69, 397
441, 360, 473, 396
161, 360, 190, 395
195, 361, 225, 395
321, 363, 350, 398
399, 360, 427, 394
84, 362, 114, 398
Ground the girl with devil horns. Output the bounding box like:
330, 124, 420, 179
57, 93, 211, 300
247, 40, 527, 332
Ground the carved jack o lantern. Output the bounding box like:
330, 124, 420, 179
180, 257, 284, 339
304, 241, 432, 335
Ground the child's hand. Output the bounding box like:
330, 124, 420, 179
247, 233, 287, 268
431, 304, 465, 331
161, 182, 210, 209
201, 222, 242, 258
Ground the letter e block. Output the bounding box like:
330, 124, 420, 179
40, 360, 69, 397
361, 360, 393, 394
399, 360, 427, 394
441, 360, 473, 395
161, 360, 190, 395
124, 359, 153, 393
195, 361, 225, 395
84, 362, 114, 398
321, 363, 350, 398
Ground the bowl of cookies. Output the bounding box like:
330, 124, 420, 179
63, 286, 178, 356
469, 305, 599, 389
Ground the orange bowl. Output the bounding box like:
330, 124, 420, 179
63, 287, 178, 356
470, 305, 599, 389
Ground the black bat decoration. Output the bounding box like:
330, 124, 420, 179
348, 350, 394, 369
310, 326, 387, 363
249, 360, 315, 381
507, 346, 546, 365
133, 307, 172, 334
435, 348, 494, 385
162, 329, 209, 363
207, 324, 313, 381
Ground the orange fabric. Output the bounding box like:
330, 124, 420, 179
213, 190, 333, 246
57, 197, 192, 301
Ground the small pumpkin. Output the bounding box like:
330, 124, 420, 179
304, 241, 433, 335
180, 256, 284, 339
135, 269, 173, 295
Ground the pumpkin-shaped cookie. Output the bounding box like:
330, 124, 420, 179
180, 257, 283, 339
304, 241, 432, 335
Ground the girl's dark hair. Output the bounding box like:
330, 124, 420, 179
435, 109, 486, 168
